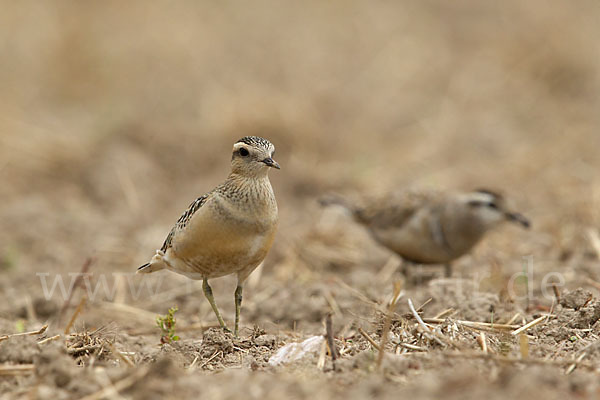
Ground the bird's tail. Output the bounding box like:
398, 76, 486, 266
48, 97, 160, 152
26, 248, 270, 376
136, 251, 167, 274
319, 193, 375, 225
318, 194, 351, 209
319, 193, 366, 219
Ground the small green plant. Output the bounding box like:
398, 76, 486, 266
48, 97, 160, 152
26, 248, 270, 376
156, 306, 180, 344
0, 246, 18, 271
15, 319, 25, 333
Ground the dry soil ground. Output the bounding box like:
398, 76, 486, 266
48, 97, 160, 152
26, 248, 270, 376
1, 1, 600, 399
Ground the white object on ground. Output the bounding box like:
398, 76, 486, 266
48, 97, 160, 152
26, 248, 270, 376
268, 335, 325, 366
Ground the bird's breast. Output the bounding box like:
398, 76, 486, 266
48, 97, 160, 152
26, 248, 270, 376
169, 193, 277, 277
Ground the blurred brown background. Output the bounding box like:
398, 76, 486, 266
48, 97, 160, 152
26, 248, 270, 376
2, 1, 600, 398
1, 0, 599, 321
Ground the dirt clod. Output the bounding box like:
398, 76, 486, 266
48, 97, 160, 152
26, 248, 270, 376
201, 328, 235, 355
35, 344, 78, 388
560, 288, 593, 310
0, 336, 40, 363
570, 301, 600, 329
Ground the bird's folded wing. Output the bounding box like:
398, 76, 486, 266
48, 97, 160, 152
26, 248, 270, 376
355, 189, 438, 230
161, 194, 209, 252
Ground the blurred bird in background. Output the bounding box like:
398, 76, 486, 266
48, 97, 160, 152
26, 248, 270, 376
321, 188, 530, 279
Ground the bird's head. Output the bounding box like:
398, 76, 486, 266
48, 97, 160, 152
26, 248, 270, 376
231, 136, 280, 177
461, 189, 530, 229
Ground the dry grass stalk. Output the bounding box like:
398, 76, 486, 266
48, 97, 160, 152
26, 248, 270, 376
0, 364, 35, 376
64, 297, 87, 334
377, 281, 403, 371
407, 299, 450, 348
511, 315, 553, 336
552, 284, 561, 303
398, 343, 427, 351
415, 297, 432, 313
66, 325, 113, 360
335, 278, 378, 307
408, 299, 462, 349
325, 313, 339, 368
548, 298, 557, 319
407, 298, 431, 333
187, 356, 199, 372
519, 334, 529, 359
565, 352, 587, 375
336, 278, 415, 322
108, 343, 135, 367
67, 344, 102, 356
358, 327, 380, 351
506, 313, 522, 326
37, 335, 61, 345
433, 308, 455, 320
423, 318, 520, 332
199, 350, 222, 369
317, 339, 327, 370
0, 324, 48, 343
477, 332, 488, 354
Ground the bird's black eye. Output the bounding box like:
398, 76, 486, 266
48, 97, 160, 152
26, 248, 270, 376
487, 202, 498, 209
239, 148, 249, 157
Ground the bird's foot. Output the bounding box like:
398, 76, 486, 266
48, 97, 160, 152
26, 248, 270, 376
221, 325, 233, 334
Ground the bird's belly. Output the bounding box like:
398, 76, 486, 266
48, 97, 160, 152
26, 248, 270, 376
170, 211, 275, 278
373, 226, 454, 264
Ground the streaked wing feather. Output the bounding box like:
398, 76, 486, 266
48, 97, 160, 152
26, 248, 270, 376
161, 195, 209, 252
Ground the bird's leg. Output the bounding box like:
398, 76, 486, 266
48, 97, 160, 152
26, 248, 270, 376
202, 278, 231, 333
401, 259, 416, 287
444, 263, 453, 278
234, 285, 243, 337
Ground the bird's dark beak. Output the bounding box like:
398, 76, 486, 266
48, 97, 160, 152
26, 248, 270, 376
262, 157, 280, 169
505, 212, 530, 228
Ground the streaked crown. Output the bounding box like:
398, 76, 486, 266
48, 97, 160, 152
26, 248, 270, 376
236, 136, 275, 152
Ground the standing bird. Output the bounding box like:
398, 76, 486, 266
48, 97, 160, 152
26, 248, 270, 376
138, 136, 280, 336
321, 189, 530, 278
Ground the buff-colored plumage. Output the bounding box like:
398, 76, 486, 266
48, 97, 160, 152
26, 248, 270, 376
138, 136, 279, 336
323, 188, 530, 277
